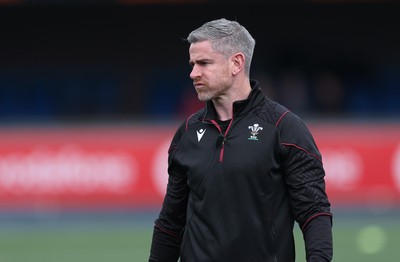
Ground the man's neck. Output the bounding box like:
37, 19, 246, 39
212, 80, 252, 121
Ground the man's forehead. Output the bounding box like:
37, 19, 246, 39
189, 42, 221, 60
189, 40, 213, 52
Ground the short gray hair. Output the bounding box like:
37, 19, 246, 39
187, 18, 256, 76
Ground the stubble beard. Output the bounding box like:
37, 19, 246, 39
197, 92, 213, 102
196, 83, 229, 102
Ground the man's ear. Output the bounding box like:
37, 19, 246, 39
231, 53, 245, 75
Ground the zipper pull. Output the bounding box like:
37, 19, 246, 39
216, 134, 224, 147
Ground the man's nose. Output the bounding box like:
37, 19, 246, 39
190, 65, 200, 79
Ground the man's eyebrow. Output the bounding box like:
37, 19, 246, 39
190, 58, 211, 64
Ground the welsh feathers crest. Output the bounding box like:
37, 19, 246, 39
248, 123, 263, 140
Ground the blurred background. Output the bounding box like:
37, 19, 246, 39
0, 0, 399, 261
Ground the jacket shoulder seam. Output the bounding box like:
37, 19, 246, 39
185, 108, 206, 130
252, 98, 289, 127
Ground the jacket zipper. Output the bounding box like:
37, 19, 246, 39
210, 118, 234, 162
219, 139, 225, 162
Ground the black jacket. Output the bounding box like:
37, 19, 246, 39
150, 80, 332, 262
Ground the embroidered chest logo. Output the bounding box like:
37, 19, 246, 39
196, 129, 206, 142
248, 123, 263, 141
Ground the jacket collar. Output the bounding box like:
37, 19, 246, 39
202, 79, 264, 121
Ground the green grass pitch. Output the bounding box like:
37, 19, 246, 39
0, 210, 398, 262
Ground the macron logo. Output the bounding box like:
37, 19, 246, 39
196, 129, 206, 142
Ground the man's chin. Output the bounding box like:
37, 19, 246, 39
197, 94, 212, 102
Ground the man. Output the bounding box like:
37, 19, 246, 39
149, 18, 333, 262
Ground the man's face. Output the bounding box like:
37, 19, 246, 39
189, 40, 233, 101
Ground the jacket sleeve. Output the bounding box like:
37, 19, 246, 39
302, 215, 333, 262
149, 123, 190, 262
278, 112, 333, 261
